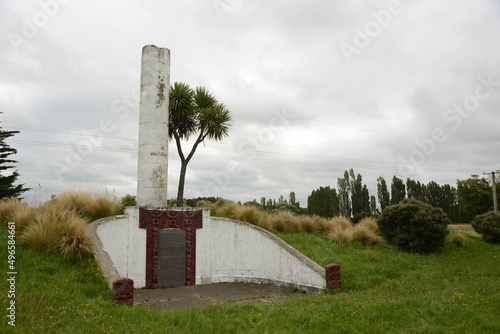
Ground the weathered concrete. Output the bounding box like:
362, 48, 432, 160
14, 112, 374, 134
86, 216, 124, 289
196, 217, 326, 292
137, 45, 170, 208
134, 282, 315, 309
88, 212, 327, 291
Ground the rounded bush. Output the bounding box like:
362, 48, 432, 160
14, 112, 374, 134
377, 199, 450, 253
471, 211, 500, 244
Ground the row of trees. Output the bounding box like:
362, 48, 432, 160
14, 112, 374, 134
244, 192, 302, 214
308, 169, 499, 223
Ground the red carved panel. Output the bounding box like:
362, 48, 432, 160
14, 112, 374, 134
113, 277, 134, 306
139, 209, 203, 288
325, 264, 341, 291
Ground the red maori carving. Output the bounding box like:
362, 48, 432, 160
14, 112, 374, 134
139, 209, 203, 288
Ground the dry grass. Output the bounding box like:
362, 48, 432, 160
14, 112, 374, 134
257, 212, 273, 231
54, 189, 121, 221
87, 192, 121, 220
234, 205, 262, 226
1, 190, 116, 259
61, 218, 92, 259
327, 216, 385, 246
357, 217, 379, 232
20, 204, 72, 252
318, 218, 341, 234
55, 189, 91, 215
207, 202, 386, 246
20, 203, 92, 258
448, 224, 474, 231
298, 215, 319, 234
328, 217, 354, 245
270, 210, 300, 233
351, 224, 385, 246
449, 233, 470, 247
214, 201, 239, 219
0, 197, 34, 232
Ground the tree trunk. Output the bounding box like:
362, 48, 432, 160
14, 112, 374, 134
176, 161, 188, 207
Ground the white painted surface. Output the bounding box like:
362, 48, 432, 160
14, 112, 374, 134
93, 209, 325, 291
196, 217, 326, 291
95, 208, 146, 288
137, 45, 170, 208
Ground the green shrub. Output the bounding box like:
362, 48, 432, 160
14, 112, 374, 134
471, 211, 500, 244
120, 194, 136, 207
377, 199, 450, 253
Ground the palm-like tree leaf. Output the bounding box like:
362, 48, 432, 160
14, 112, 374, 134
169, 82, 196, 140
194, 86, 217, 109
199, 103, 232, 141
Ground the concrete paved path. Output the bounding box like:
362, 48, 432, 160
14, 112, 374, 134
134, 283, 314, 309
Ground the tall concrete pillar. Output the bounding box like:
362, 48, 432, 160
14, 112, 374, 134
137, 45, 170, 208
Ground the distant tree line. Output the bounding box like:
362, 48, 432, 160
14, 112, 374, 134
244, 192, 303, 214
307, 169, 499, 223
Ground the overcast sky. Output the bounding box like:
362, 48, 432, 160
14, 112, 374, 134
1, 0, 499, 207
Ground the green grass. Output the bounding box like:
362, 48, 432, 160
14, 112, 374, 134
1, 227, 499, 333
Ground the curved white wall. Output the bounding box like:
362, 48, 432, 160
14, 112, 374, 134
196, 217, 326, 291
89, 210, 326, 291
94, 208, 146, 288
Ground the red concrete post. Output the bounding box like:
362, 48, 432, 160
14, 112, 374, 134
325, 264, 341, 291
113, 277, 134, 306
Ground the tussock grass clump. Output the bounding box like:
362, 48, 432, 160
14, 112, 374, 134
317, 218, 337, 234
0, 197, 34, 231
19, 201, 92, 257
61, 218, 92, 259
351, 224, 385, 246
328, 216, 385, 246
10, 205, 35, 232
55, 189, 91, 215
271, 210, 300, 233
235, 205, 262, 226
357, 217, 378, 232
449, 233, 469, 247
329, 228, 353, 245
214, 201, 239, 219
87, 192, 122, 221
332, 216, 353, 230
328, 217, 354, 245
20, 204, 74, 252
0, 197, 23, 220
257, 212, 273, 231
54, 189, 121, 221
298, 215, 319, 234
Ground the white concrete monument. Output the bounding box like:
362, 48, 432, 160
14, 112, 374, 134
136, 45, 170, 208
87, 45, 331, 294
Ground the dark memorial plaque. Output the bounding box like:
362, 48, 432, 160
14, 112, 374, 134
158, 229, 186, 287
139, 209, 203, 288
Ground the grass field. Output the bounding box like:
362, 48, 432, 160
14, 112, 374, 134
1, 225, 499, 333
